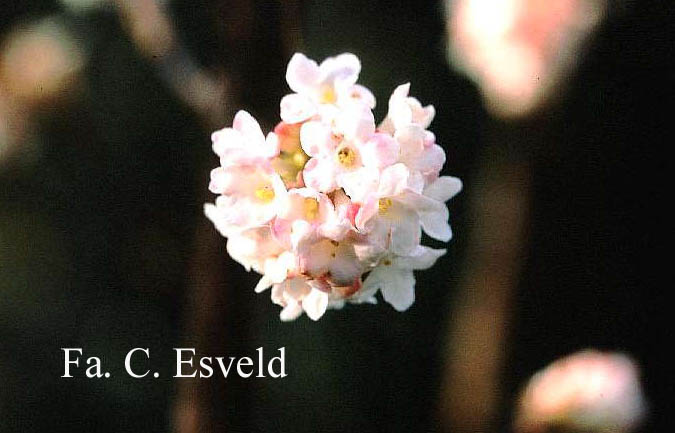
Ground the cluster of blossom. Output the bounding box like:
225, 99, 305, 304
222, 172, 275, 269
204, 53, 461, 321
515, 350, 646, 433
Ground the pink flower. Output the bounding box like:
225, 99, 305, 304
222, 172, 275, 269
360, 246, 446, 311
280, 53, 375, 124
204, 53, 461, 320
300, 102, 381, 193
211, 110, 279, 167
379, 83, 435, 134
447, 0, 607, 118
515, 350, 647, 433
206, 165, 287, 232
344, 163, 461, 254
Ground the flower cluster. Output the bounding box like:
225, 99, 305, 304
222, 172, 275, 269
205, 53, 461, 321
515, 350, 646, 433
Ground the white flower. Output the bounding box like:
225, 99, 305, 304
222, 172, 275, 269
211, 110, 279, 167
446, 0, 607, 118
206, 165, 287, 232
379, 83, 435, 134
280, 53, 375, 124
299, 102, 377, 193
234, 228, 284, 272
204, 52, 462, 321
344, 163, 459, 254
270, 276, 330, 321
360, 246, 446, 311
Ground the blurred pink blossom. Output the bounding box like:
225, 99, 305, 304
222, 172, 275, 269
447, 0, 606, 118
515, 350, 647, 433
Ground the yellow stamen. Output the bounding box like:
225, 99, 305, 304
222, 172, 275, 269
254, 186, 275, 203
378, 198, 393, 214
336, 147, 357, 167
319, 86, 337, 104
292, 151, 308, 168
304, 198, 319, 220
272, 148, 309, 186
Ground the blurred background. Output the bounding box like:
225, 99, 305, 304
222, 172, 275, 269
0, 1, 670, 432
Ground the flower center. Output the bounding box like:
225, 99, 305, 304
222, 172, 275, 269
336, 147, 357, 167
378, 198, 393, 214
319, 85, 337, 104
304, 198, 320, 221
272, 149, 309, 186
254, 186, 275, 203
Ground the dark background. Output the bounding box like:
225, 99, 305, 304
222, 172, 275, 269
0, 1, 670, 432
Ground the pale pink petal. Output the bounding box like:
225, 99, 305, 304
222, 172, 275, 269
395, 124, 426, 164
300, 120, 334, 157
280, 93, 317, 124
302, 288, 329, 321
359, 133, 400, 169
211, 127, 242, 159
354, 196, 378, 232
377, 163, 411, 198
363, 266, 415, 312
299, 239, 334, 277
318, 53, 361, 89
409, 143, 446, 177
340, 166, 379, 204
335, 102, 375, 142
286, 53, 320, 94
302, 157, 338, 193
208, 166, 228, 194
329, 243, 364, 285
388, 83, 413, 128
280, 300, 304, 321
263, 132, 281, 159
393, 245, 446, 270
339, 84, 376, 109
232, 110, 264, 141
388, 204, 422, 255
380, 269, 415, 311
255, 275, 273, 293
397, 192, 452, 242
424, 176, 463, 202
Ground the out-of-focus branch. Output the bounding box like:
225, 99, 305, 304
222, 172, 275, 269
437, 148, 531, 433
114, 0, 228, 130
112, 1, 301, 431
111, 2, 235, 431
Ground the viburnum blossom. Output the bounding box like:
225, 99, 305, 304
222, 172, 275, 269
514, 350, 647, 433
205, 53, 462, 321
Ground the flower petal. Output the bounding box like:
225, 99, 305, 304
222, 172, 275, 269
280, 300, 304, 321
319, 53, 361, 89
302, 288, 329, 321
388, 204, 422, 255
377, 163, 411, 198
363, 266, 415, 312
280, 93, 317, 124
286, 53, 320, 94
393, 245, 446, 270
381, 269, 415, 311
360, 133, 400, 169
300, 120, 334, 157
335, 102, 375, 142
397, 192, 452, 242
340, 166, 379, 204
424, 176, 463, 202
303, 157, 338, 193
